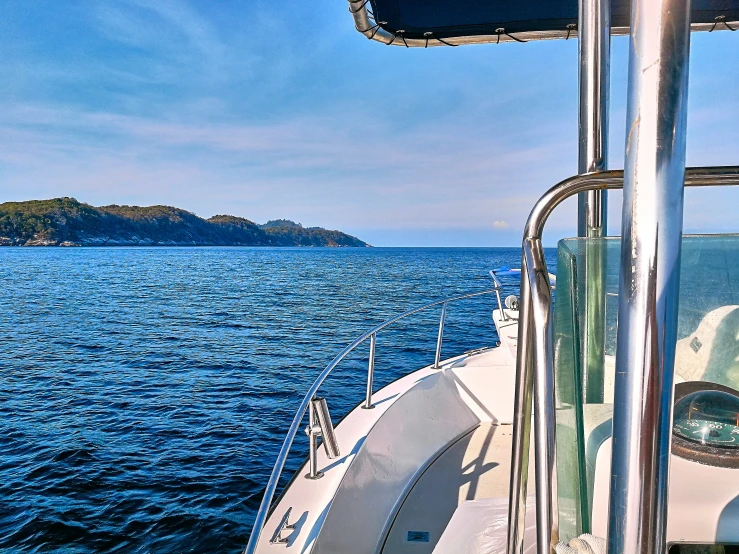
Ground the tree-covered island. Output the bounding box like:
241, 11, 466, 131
0, 198, 369, 247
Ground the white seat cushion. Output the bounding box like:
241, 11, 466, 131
433, 496, 536, 554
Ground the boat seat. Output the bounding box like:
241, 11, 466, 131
674, 305, 739, 388
597, 305, 739, 404
381, 424, 511, 553
381, 423, 525, 553
432, 496, 536, 554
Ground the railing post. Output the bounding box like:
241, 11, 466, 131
433, 302, 447, 369
578, 0, 611, 407
507, 261, 534, 554
491, 272, 509, 321
524, 239, 559, 554
362, 333, 377, 409
495, 288, 508, 321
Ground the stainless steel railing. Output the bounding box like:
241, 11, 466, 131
245, 287, 505, 553
490, 271, 509, 321
506, 165, 739, 554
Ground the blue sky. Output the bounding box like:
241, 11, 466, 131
1, 1, 738, 246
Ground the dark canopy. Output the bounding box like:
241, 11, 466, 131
367, 0, 739, 40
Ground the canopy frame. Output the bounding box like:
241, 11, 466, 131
348, 0, 738, 47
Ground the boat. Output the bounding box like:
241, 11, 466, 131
245, 0, 739, 552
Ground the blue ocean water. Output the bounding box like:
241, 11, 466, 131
0, 247, 550, 553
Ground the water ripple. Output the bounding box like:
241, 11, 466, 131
0, 246, 549, 552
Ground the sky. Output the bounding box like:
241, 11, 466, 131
1, 1, 738, 246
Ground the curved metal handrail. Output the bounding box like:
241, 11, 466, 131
245, 287, 501, 553
507, 165, 739, 554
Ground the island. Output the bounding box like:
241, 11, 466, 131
0, 198, 369, 247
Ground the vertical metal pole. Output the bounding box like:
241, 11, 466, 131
577, 0, 610, 232
495, 288, 507, 320
433, 302, 447, 369
578, 0, 610, 405
607, 0, 692, 551
363, 333, 376, 409
524, 239, 559, 554
507, 261, 534, 554
491, 272, 509, 321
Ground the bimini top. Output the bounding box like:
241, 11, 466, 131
349, 0, 739, 46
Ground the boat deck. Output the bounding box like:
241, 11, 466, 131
381, 423, 532, 553
253, 310, 523, 553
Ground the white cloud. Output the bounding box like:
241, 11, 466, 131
0, 101, 573, 234
1, 2, 738, 247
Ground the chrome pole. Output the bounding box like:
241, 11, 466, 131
362, 333, 376, 409
507, 261, 534, 554
496, 289, 507, 320
578, 0, 610, 406
607, 0, 692, 551
433, 302, 447, 369
577, 0, 610, 234
524, 238, 559, 554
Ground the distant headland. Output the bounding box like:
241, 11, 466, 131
0, 198, 369, 247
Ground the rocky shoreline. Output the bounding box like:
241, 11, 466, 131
0, 237, 283, 247
0, 198, 370, 248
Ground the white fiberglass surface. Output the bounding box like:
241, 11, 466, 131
591, 438, 739, 543
312, 369, 481, 554
382, 423, 518, 554
311, 356, 519, 552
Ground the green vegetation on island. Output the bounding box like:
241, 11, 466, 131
0, 198, 369, 247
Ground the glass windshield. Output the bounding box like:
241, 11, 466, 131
553, 234, 739, 541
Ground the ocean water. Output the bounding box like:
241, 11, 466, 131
0, 247, 551, 553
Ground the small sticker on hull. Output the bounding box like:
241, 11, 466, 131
407, 531, 430, 543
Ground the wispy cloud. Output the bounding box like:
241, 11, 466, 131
1, 4, 738, 245
4, 90, 736, 239
0, 99, 573, 229
95, 0, 224, 68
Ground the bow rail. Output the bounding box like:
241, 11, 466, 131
245, 286, 506, 553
